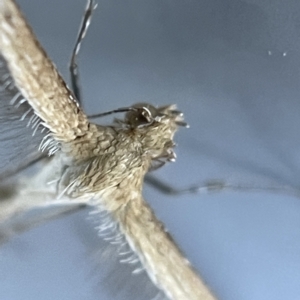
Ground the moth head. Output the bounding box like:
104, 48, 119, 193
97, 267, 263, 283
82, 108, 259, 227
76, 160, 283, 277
123, 103, 188, 165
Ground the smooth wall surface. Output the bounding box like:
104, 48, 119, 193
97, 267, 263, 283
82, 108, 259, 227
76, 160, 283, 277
1, 0, 300, 299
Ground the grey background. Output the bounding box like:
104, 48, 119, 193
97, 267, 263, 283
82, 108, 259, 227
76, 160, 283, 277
1, 0, 300, 299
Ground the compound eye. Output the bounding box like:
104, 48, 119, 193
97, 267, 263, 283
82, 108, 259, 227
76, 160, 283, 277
126, 107, 153, 128
140, 107, 152, 122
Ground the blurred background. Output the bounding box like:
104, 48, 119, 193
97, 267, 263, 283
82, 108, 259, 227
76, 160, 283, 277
1, 0, 300, 299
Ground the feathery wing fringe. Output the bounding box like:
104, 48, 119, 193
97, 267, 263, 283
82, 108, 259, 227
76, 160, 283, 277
0, 55, 47, 179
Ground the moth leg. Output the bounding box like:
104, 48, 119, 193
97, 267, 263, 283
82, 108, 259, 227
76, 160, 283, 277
145, 174, 300, 197
0, 152, 47, 182
69, 0, 97, 104
0, 193, 87, 245
145, 174, 228, 195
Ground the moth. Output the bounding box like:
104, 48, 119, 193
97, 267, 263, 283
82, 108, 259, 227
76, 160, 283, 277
1, 0, 300, 299
0, 0, 215, 299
